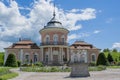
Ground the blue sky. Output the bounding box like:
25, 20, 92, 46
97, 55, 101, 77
0, 0, 120, 51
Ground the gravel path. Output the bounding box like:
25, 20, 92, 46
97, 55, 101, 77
9, 68, 120, 80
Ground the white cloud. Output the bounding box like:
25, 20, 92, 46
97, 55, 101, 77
93, 30, 101, 34
68, 33, 90, 41
112, 42, 120, 49
0, 41, 12, 51
0, 0, 97, 51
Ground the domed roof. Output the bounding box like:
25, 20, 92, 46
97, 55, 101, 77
44, 12, 63, 28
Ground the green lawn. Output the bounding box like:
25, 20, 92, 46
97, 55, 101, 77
0, 67, 18, 80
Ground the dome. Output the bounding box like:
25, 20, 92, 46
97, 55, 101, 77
44, 12, 63, 28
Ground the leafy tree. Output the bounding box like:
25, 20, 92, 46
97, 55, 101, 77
107, 53, 114, 63
96, 52, 109, 66
112, 49, 117, 52
5, 53, 18, 67
103, 48, 110, 52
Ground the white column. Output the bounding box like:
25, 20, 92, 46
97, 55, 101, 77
59, 48, 61, 62
50, 47, 53, 62
61, 48, 63, 62
67, 48, 69, 61
84, 51, 88, 63
41, 47, 43, 61
20, 49, 23, 64
4, 50, 7, 64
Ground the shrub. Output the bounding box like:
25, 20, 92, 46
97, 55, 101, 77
107, 53, 114, 63
89, 65, 106, 71
5, 53, 18, 67
89, 62, 96, 66
117, 61, 120, 66
17, 60, 21, 67
97, 65, 106, 70
35, 62, 43, 67
50, 67, 59, 72
96, 52, 109, 66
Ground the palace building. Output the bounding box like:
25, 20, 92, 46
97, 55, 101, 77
4, 11, 100, 65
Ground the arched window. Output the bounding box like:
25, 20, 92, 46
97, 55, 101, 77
45, 55, 48, 63
53, 34, 58, 44
34, 53, 38, 63
61, 35, 65, 43
25, 54, 29, 63
46, 35, 50, 44
91, 53, 96, 62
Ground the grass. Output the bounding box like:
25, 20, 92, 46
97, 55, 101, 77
89, 66, 106, 71
0, 72, 18, 80
0, 67, 18, 80
107, 66, 120, 69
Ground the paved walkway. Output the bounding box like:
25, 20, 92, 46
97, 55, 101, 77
9, 68, 120, 80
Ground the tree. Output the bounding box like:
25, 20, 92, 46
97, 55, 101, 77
112, 49, 117, 52
96, 52, 109, 66
107, 53, 114, 63
103, 48, 110, 52
5, 53, 18, 67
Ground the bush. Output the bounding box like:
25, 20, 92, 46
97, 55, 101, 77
89, 62, 96, 66
17, 61, 21, 67
117, 62, 120, 66
34, 62, 43, 67
5, 53, 18, 67
107, 53, 114, 63
89, 65, 106, 71
96, 52, 109, 66
50, 67, 59, 72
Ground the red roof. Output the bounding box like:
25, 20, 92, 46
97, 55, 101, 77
5, 40, 40, 49
70, 41, 100, 50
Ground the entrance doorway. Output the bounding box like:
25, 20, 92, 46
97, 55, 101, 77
53, 50, 59, 65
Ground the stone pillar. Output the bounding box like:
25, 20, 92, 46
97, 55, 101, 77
59, 48, 61, 63
20, 49, 23, 64
85, 51, 87, 63
67, 48, 69, 61
41, 47, 43, 61
50, 47, 53, 62
61, 48, 63, 62
4, 49, 7, 64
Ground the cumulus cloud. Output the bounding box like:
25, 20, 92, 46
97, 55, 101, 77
112, 42, 120, 49
0, 0, 97, 51
93, 30, 101, 34
68, 33, 90, 41
0, 41, 12, 51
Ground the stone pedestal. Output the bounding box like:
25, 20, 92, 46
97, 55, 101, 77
70, 63, 90, 77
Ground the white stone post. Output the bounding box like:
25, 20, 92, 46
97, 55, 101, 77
61, 48, 63, 62
59, 48, 61, 63
67, 48, 69, 61
4, 50, 7, 64
41, 47, 43, 61
84, 50, 88, 63
50, 47, 53, 62
20, 49, 23, 64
